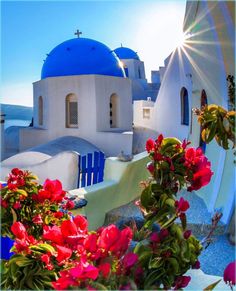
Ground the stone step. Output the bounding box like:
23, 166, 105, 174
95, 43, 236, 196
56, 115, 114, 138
104, 191, 226, 236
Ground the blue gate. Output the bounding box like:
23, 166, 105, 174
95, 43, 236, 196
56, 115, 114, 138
77, 151, 105, 188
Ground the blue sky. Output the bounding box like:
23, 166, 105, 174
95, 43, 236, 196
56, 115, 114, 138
1, 0, 186, 106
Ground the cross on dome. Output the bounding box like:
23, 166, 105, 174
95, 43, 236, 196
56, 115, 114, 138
74, 29, 82, 38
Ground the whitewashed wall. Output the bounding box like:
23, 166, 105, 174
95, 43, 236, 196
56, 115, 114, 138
20, 75, 133, 156
0, 151, 79, 191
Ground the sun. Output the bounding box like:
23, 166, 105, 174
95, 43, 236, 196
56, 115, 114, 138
177, 32, 193, 48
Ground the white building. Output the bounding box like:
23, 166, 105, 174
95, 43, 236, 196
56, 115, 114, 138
19, 37, 133, 157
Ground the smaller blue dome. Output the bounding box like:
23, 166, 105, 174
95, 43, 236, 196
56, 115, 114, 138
114, 47, 140, 60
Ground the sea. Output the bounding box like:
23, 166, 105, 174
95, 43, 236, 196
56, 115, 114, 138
4, 119, 31, 130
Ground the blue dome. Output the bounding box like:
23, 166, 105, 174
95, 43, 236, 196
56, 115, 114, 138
41, 38, 126, 79
114, 47, 140, 60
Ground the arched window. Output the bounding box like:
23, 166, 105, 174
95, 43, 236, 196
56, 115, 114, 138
138, 67, 141, 79
180, 87, 189, 125
38, 96, 43, 126
110, 93, 119, 128
65, 93, 78, 128
199, 89, 208, 152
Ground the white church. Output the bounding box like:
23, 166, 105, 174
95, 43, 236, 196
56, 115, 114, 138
12, 33, 159, 157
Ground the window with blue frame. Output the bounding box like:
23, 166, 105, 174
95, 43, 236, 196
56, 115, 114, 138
180, 87, 189, 125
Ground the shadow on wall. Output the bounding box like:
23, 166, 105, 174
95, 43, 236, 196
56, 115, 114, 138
132, 126, 159, 154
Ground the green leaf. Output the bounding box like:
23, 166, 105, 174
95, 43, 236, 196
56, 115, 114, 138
203, 279, 222, 290
167, 257, 179, 273
141, 185, 155, 209
160, 215, 177, 229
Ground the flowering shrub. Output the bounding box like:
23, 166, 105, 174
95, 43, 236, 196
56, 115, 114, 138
1, 168, 73, 238
1, 136, 215, 290
131, 135, 213, 289
1, 217, 139, 290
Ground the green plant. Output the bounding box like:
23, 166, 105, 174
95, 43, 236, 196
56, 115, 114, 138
193, 104, 235, 149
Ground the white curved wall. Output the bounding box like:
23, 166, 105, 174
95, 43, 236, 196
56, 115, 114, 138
151, 49, 192, 141
0, 151, 79, 191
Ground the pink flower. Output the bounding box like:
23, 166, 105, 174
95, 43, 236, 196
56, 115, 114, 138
146, 139, 155, 152
70, 263, 99, 280
224, 261, 236, 286
123, 253, 138, 269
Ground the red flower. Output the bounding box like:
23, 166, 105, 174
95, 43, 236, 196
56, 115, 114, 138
174, 275, 191, 290
146, 139, 155, 152
150, 232, 160, 243
69, 263, 99, 281
83, 233, 98, 253
98, 263, 111, 278
192, 260, 200, 269
160, 228, 169, 239
188, 167, 213, 191
55, 245, 72, 263
61, 220, 78, 237
13, 201, 21, 209
32, 214, 43, 224
155, 134, 164, 146
224, 261, 236, 286
11, 222, 27, 240
153, 152, 163, 161
54, 211, 64, 219
175, 197, 190, 213
110, 227, 133, 255
64, 200, 75, 210
147, 162, 155, 174
73, 215, 88, 234
98, 224, 120, 250
183, 230, 192, 239
43, 179, 66, 203
0, 198, 8, 208
11, 168, 23, 176
43, 225, 64, 245
52, 272, 77, 290
8, 183, 17, 191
